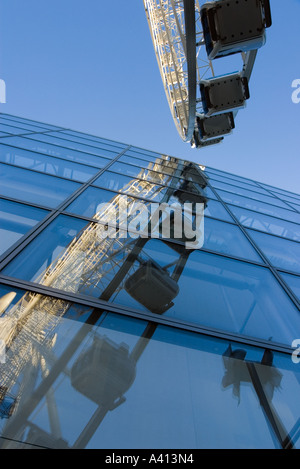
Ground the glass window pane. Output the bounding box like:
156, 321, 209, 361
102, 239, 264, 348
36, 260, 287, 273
112, 242, 299, 346
119, 154, 186, 177
0, 123, 31, 135
210, 179, 292, 209
218, 190, 300, 224
203, 218, 262, 262
1, 284, 298, 449
65, 187, 120, 218
285, 202, 300, 213
0, 199, 48, 257
261, 184, 300, 202
6, 217, 299, 346
228, 205, 300, 242
109, 161, 179, 180
93, 171, 169, 202
205, 168, 259, 187
0, 144, 99, 182
129, 146, 164, 159
280, 272, 300, 301
23, 133, 121, 159
48, 131, 126, 153
120, 151, 181, 168
267, 191, 300, 206
65, 185, 223, 222
0, 163, 80, 208
247, 229, 300, 274
58, 130, 127, 150
207, 175, 270, 195
204, 199, 234, 222
0, 118, 51, 134
0, 114, 63, 130
2, 215, 87, 282
1, 136, 110, 169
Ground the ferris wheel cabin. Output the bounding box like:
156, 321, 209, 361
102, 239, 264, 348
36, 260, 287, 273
200, 72, 250, 117
200, 0, 272, 60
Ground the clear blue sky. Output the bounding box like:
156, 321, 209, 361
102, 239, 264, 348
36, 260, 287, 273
0, 0, 299, 194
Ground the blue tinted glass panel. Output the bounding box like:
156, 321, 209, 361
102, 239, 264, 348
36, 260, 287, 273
205, 168, 259, 187
0, 118, 51, 133
122, 149, 178, 165
1, 285, 298, 449
261, 185, 300, 202
59, 130, 127, 149
109, 161, 178, 180
119, 154, 184, 175
280, 273, 300, 301
4, 222, 298, 345
65, 187, 119, 218
129, 146, 163, 159
24, 133, 121, 159
0, 199, 48, 256
203, 218, 262, 262
66, 186, 220, 221
113, 243, 299, 346
247, 230, 300, 274
218, 190, 300, 224
203, 199, 234, 222
267, 191, 300, 206
48, 131, 126, 152
2, 215, 87, 282
0, 163, 79, 208
1, 136, 110, 169
286, 202, 300, 213
228, 205, 300, 242
0, 114, 63, 130
0, 144, 98, 182
211, 179, 292, 209
0, 123, 31, 134
93, 171, 168, 202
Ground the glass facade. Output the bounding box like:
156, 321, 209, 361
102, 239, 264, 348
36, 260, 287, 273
0, 113, 299, 449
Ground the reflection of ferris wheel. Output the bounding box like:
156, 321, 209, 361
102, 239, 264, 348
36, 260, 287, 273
144, 0, 272, 148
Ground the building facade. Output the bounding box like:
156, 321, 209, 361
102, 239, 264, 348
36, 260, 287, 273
0, 112, 299, 449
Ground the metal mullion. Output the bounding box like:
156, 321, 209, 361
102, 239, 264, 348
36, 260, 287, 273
0, 146, 132, 271
0, 274, 295, 357
207, 181, 300, 310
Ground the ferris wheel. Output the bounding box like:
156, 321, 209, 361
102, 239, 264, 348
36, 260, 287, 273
144, 0, 272, 148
